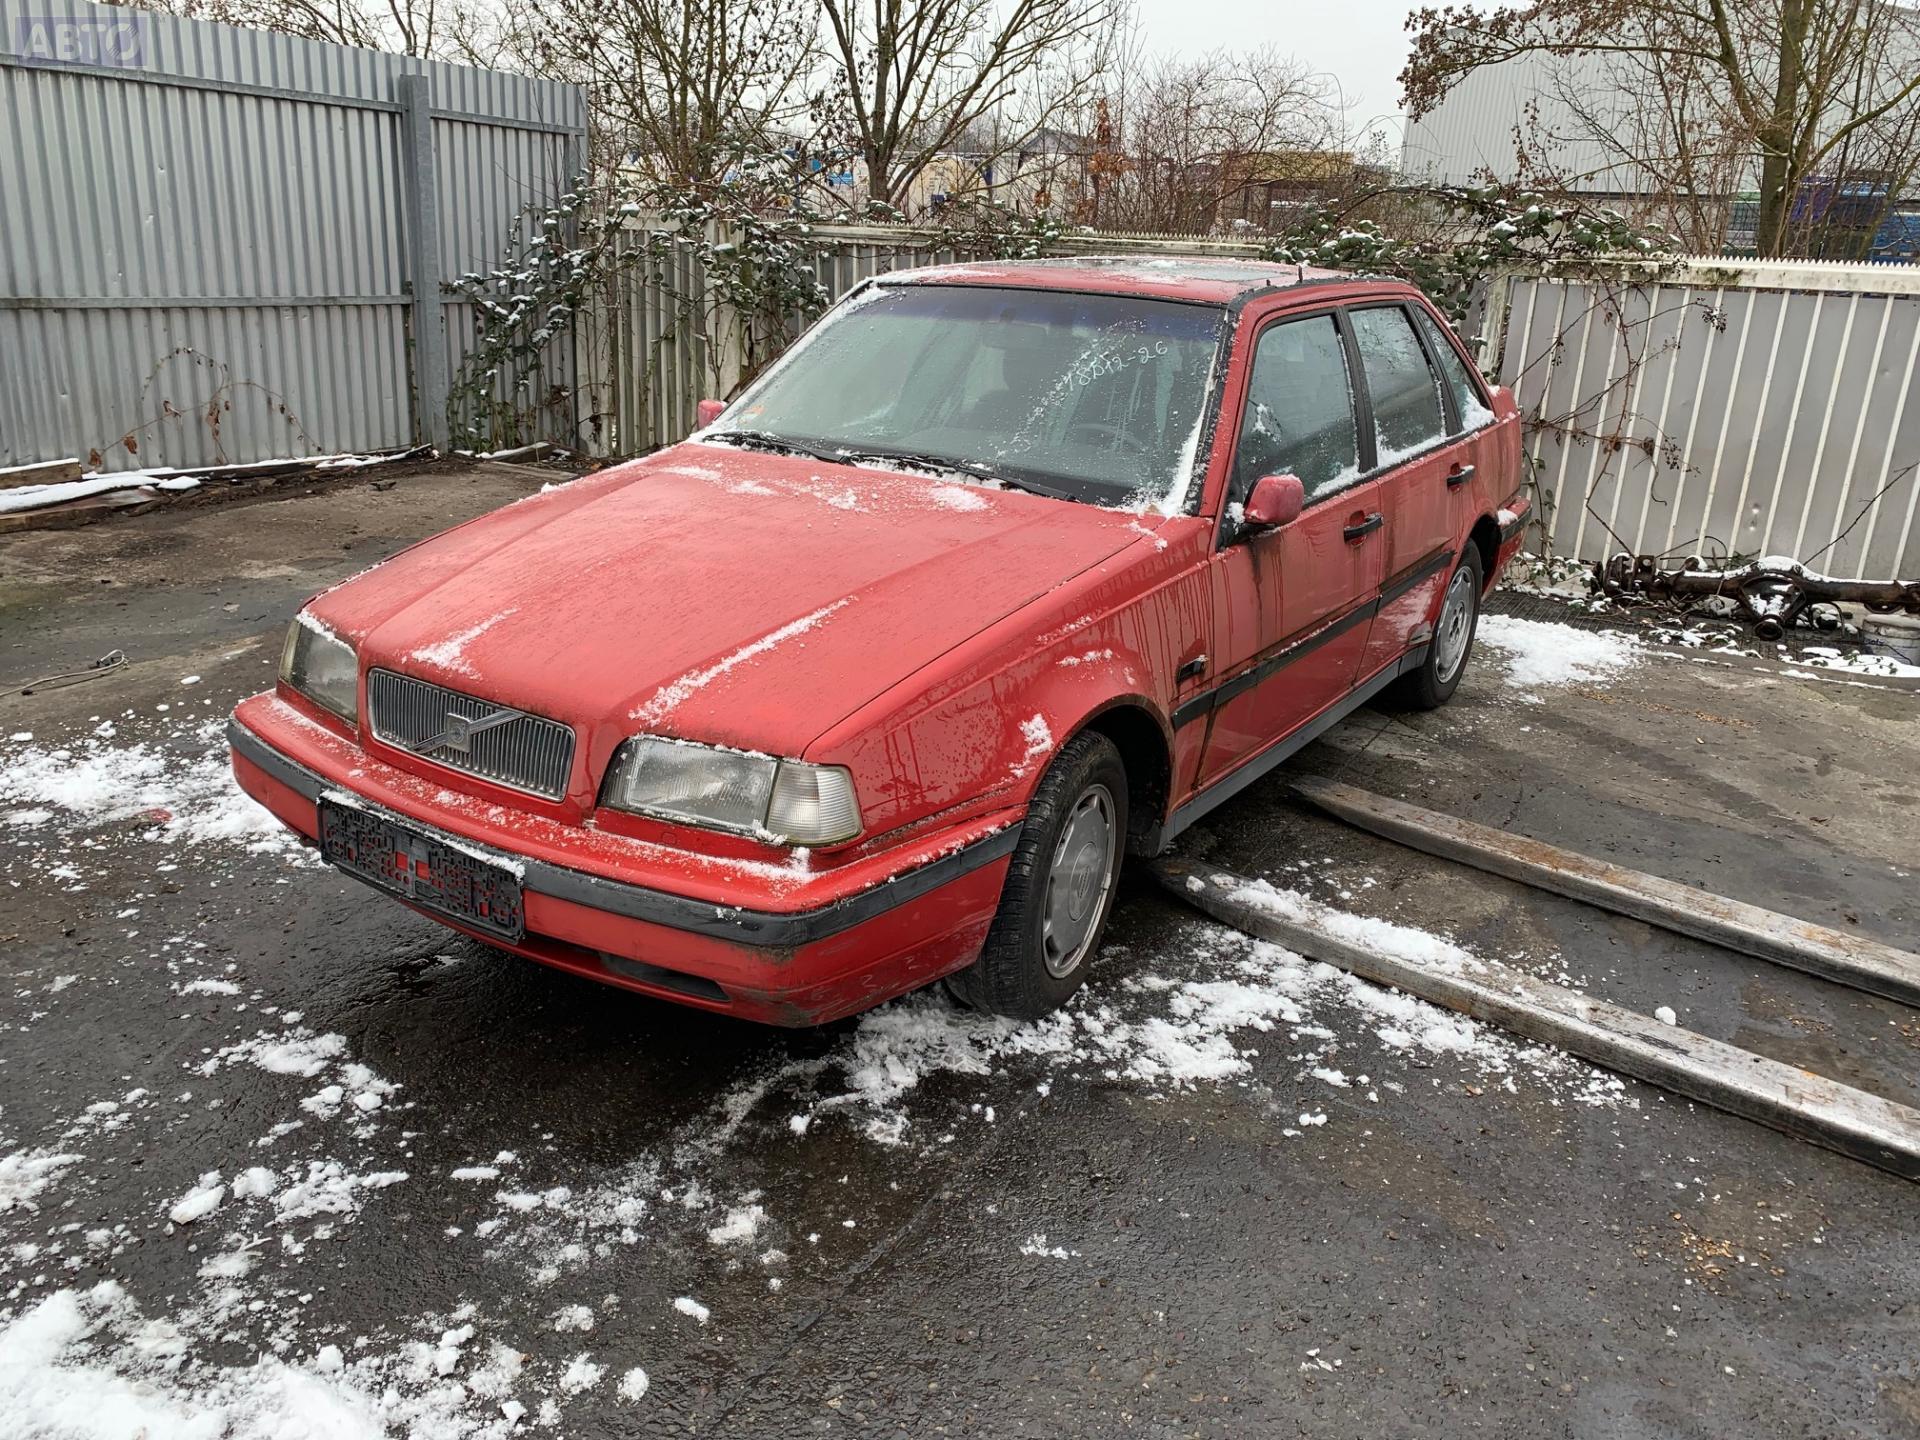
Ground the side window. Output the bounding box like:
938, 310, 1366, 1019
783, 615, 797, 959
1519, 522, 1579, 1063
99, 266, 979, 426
1414, 307, 1495, 432
1349, 306, 1447, 465
1232, 314, 1361, 504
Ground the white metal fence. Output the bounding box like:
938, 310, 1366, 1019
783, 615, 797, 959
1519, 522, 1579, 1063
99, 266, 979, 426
1480, 257, 1920, 578
0, 0, 586, 472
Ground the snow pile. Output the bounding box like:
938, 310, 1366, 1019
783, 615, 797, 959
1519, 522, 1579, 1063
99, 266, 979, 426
1645, 622, 1920, 680
0, 473, 201, 516
927, 483, 989, 512
1476, 614, 1642, 694
0, 1147, 84, 1213
716, 912, 1634, 1152
1793, 643, 1920, 679
0, 1281, 606, 1440
0, 720, 306, 857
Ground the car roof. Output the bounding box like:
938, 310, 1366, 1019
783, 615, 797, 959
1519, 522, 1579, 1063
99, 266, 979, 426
878, 255, 1359, 305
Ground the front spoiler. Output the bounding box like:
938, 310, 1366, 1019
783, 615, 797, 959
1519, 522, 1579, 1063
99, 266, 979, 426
228, 718, 1020, 950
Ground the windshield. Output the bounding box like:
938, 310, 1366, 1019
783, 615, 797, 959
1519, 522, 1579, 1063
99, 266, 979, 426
713, 283, 1226, 510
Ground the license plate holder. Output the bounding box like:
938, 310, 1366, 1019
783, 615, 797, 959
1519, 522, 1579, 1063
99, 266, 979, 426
318, 798, 526, 942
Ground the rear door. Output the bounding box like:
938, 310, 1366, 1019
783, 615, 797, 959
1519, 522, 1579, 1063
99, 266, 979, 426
1345, 302, 1470, 680
1411, 302, 1509, 542
1193, 307, 1385, 789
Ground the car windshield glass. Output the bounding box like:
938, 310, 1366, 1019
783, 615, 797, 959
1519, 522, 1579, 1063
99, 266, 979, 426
714, 284, 1226, 510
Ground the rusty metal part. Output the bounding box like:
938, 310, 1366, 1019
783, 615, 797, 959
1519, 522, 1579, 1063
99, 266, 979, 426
1152, 856, 1920, 1182
1291, 777, 1920, 1011
1599, 553, 1920, 640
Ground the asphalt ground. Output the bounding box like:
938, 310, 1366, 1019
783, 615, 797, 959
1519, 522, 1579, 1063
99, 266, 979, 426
3, 465, 1916, 1437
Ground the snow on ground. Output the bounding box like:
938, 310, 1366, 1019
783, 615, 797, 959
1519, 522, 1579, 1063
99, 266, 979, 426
0, 1279, 625, 1439
0, 1147, 84, 1213
1497, 552, 1613, 613
1476, 614, 1642, 696
0, 473, 201, 515
1, 698, 1641, 1433
0, 716, 308, 858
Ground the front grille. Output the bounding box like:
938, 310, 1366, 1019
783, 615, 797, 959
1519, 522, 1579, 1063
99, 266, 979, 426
367, 669, 575, 800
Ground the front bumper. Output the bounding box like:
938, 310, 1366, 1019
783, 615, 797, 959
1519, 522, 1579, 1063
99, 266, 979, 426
229, 695, 1019, 1025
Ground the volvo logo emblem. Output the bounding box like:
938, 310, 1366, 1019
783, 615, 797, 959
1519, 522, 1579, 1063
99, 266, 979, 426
414, 706, 518, 755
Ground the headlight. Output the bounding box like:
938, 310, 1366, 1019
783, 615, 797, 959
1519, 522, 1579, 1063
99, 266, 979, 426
602, 737, 861, 845
280, 613, 359, 724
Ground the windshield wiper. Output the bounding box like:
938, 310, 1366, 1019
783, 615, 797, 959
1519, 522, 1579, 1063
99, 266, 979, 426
835, 446, 1070, 501
703, 429, 839, 464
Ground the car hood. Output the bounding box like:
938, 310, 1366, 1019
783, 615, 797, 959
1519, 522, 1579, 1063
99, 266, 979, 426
320, 443, 1167, 764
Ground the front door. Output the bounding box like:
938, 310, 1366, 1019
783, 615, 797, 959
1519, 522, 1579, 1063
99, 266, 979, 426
1194, 309, 1387, 790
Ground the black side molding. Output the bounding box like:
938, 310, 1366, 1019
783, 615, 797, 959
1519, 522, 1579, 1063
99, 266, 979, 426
1172, 547, 1453, 732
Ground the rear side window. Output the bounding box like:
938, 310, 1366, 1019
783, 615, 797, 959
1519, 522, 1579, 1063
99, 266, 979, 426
1413, 307, 1495, 432
1233, 315, 1360, 503
1349, 306, 1446, 465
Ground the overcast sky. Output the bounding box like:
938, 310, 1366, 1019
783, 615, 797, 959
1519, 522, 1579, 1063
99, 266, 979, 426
1131, 0, 1413, 142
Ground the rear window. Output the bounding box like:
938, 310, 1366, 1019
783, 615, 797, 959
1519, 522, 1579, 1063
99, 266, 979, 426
1349, 306, 1448, 466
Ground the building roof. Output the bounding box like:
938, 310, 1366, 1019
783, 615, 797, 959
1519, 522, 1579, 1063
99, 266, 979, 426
883, 255, 1352, 304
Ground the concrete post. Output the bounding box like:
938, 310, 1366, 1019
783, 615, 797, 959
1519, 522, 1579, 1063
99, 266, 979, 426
398, 74, 451, 452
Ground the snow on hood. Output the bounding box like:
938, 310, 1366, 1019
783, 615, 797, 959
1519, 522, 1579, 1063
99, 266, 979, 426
311, 444, 1170, 764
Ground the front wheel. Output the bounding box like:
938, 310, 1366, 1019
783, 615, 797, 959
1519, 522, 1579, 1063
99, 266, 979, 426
1387, 547, 1483, 710
947, 731, 1128, 1019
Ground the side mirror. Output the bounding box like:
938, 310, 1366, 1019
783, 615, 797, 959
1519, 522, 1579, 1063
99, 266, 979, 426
1243, 473, 1306, 529
696, 398, 725, 427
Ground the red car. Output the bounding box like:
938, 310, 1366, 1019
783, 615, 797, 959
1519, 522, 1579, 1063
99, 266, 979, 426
229, 259, 1526, 1026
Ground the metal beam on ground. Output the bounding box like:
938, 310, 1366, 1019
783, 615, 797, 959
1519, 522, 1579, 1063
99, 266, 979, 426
1290, 777, 1920, 1011
1150, 857, 1920, 1183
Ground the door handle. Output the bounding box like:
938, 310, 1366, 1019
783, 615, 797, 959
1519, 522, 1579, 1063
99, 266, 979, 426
1446, 463, 1475, 488
1343, 513, 1384, 543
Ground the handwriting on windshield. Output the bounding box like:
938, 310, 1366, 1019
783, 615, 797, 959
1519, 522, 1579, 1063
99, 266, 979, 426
1070, 339, 1170, 387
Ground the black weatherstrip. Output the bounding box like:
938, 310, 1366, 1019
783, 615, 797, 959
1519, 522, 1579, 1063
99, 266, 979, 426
1172, 546, 1453, 731
229, 719, 1021, 949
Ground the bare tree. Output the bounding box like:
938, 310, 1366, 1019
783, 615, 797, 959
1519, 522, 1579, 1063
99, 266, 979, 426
140, 0, 482, 58
497, 0, 819, 191
1401, 0, 1920, 257
816, 0, 1127, 212
1082, 46, 1348, 233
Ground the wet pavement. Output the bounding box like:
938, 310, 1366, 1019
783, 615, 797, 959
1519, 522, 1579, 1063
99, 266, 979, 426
3, 466, 1918, 1437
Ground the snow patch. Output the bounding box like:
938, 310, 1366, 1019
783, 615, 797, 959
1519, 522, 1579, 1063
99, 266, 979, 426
1476, 614, 1641, 695
632, 600, 852, 723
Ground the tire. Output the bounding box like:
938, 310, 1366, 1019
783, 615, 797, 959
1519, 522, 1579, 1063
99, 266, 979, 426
947, 731, 1128, 1020
1387, 545, 1483, 710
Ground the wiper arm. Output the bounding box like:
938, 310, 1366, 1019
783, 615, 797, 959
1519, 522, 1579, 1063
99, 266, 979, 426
836, 447, 1069, 500
703, 429, 838, 464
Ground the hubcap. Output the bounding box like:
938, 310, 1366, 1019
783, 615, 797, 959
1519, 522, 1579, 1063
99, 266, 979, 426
1434, 566, 1477, 683
1042, 785, 1117, 979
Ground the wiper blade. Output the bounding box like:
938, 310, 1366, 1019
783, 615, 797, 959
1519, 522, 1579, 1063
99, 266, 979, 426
704, 429, 838, 464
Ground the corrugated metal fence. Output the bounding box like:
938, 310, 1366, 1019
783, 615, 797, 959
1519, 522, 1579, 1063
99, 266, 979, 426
1481, 257, 1920, 578
0, 0, 585, 472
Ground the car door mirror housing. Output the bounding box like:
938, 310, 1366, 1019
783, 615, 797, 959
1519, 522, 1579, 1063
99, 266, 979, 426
1244, 473, 1306, 529
696, 398, 725, 427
